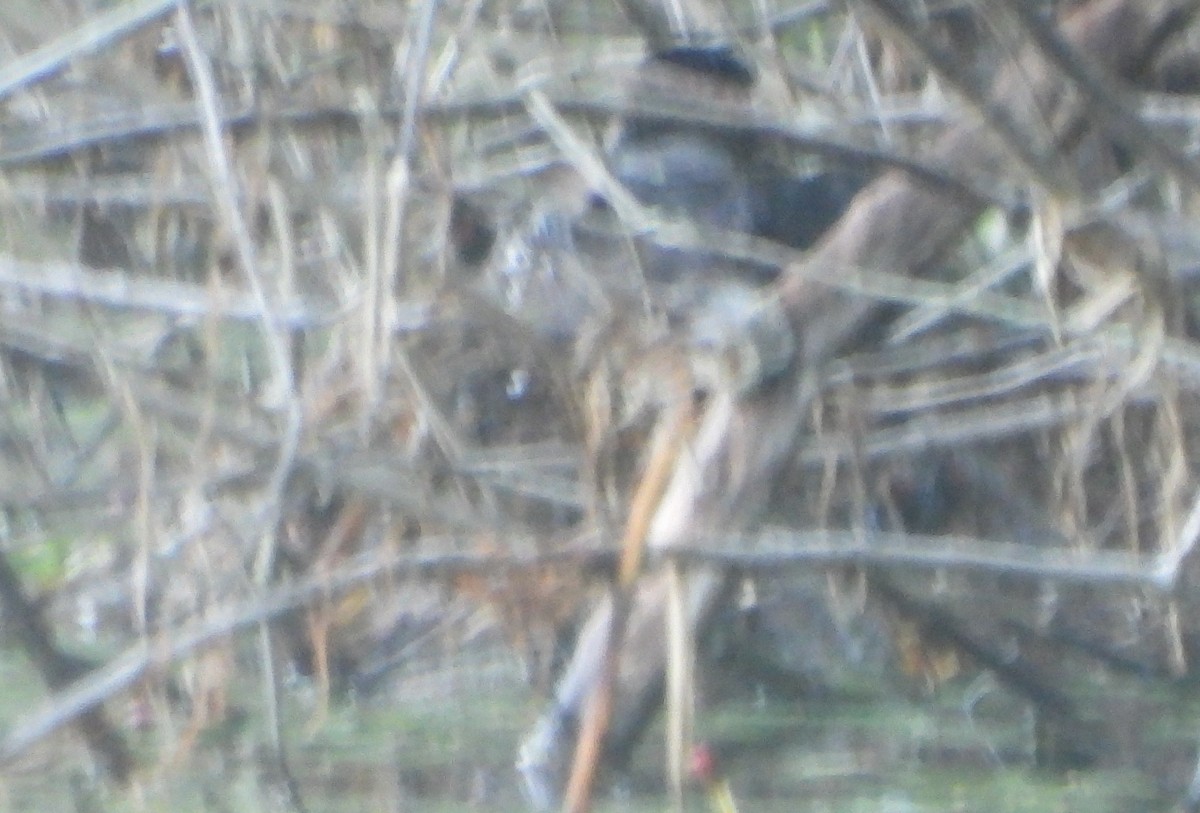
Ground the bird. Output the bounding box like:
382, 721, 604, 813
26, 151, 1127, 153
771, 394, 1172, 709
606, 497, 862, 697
608, 44, 868, 261
450, 44, 869, 343
513, 44, 873, 809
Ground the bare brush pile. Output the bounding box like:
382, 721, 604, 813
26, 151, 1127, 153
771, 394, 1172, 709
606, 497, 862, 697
4, 0, 1200, 811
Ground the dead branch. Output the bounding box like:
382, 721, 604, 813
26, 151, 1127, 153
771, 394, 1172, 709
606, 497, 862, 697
0, 552, 133, 781
0, 543, 611, 766
779, 0, 1200, 359
522, 0, 1200, 808
999, 0, 1200, 188
0, 257, 355, 328
0, 0, 174, 101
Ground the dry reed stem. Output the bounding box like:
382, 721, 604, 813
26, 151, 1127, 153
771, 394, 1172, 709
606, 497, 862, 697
2, 0, 1200, 804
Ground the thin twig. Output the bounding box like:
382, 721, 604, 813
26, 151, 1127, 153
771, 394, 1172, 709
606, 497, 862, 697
174, 3, 303, 568
853, 0, 1072, 190
3, 518, 1188, 768
1001, 0, 1200, 190
0, 0, 181, 100
0, 257, 355, 327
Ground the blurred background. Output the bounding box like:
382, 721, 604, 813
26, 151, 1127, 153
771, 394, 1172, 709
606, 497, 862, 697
3, 1, 1200, 811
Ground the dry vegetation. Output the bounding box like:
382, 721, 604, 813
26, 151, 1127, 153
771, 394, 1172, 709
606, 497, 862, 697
4, 0, 1200, 810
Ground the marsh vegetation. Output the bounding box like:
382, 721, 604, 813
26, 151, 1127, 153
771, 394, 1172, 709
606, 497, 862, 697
4, 1, 1200, 811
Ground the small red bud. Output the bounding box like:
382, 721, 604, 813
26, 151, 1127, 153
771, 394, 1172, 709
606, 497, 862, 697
689, 742, 718, 784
